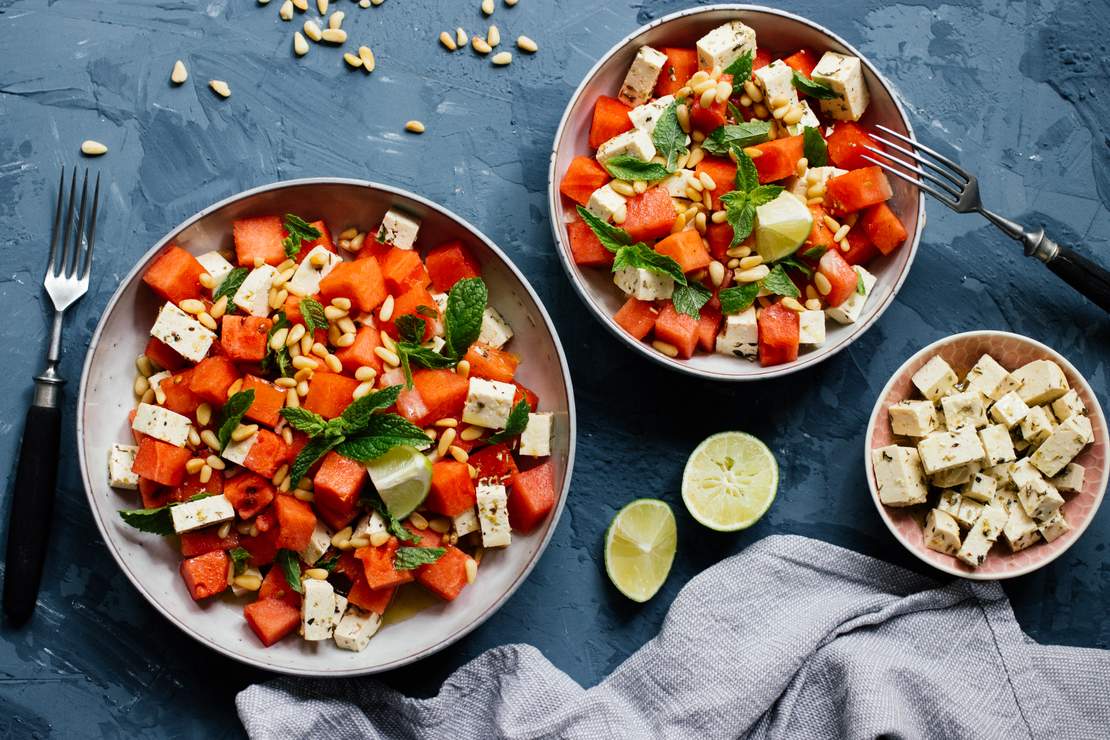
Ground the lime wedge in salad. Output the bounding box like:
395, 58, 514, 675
604, 499, 677, 603
365, 445, 432, 519
681, 432, 778, 531
754, 191, 813, 262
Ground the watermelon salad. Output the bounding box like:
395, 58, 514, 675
558, 19, 910, 367
107, 208, 556, 652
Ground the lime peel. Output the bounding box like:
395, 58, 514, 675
681, 431, 779, 532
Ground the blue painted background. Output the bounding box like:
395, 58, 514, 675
2, 0, 1108, 736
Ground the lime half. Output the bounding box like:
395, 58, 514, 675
681, 432, 779, 531
604, 499, 677, 602
365, 445, 432, 519
754, 191, 813, 262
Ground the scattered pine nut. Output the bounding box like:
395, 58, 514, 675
327, 9, 343, 28
405, 120, 425, 133
344, 52, 363, 68
439, 31, 458, 51
472, 36, 492, 54
321, 28, 347, 43
358, 46, 375, 72
465, 558, 478, 583
456, 27, 468, 46
316, 0, 327, 12
505, 0, 518, 5
359, 0, 370, 6
487, 25, 500, 47
652, 340, 679, 358
171, 60, 188, 84
292, 0, 307, 9
304, 19, 322, 41
279, 0, 294, 20
481, 0, 494, 15
209, 80, 231, 98
516, 35, 537, 53
81, 140, 108, 156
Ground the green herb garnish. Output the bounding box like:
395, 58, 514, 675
118, 494, 210, 535
230, 547, 252, 576
760, 264, 801, 298
802, 126, 828, 168
217, 389, 256, 451
275, 549, 303, 594
718, 283, 761, 315
792, 70, 838, 100
604, 156, 672, 183
212, 267, 248, 310
487, 399, 531, 444
299, 297, 328, 336
394, 547, 446, 570
701, 121, 772, 157
281, 214, 322, 259
671, 281, 713, 320
722, 50, 754, 81
719, 149, 784, 246
651, 100, 688, 171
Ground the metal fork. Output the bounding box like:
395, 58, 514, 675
863, 125, 1110, 313
3, 168, 100, 626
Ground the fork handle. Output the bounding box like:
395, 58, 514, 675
3, 398, 62, 626
1040, 239, 1110, 313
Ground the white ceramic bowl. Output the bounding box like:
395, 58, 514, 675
865, 330, 1108, 580
77, 179, 576, 676
548, 4, 924, 380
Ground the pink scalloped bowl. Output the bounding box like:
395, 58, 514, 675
865, 330, 1108, 580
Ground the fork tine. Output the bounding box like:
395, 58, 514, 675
867, 134, 965, 188
862, 156, 959, 207
68, 170, 90, 278
873, 124, 972, 180
45, 169, 66, 275
80, 173, 101, 279
55, 170, 79, 279
862, 145, 963, 199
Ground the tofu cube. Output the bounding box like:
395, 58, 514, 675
785, 100, 822, 136
462, 377, 516, 429
453, 507, 480, 537
585, 184, 627, 222
1038, 510, 1071, 543
377, 208, 421, 250
195, 251, 235, 290
956, 504, 1008, 567
1049, 463, 1085, 493
150, 302, 216, 363
889, 400, 938, 438
301, 578, 337, 641
930, 462, 979, 489
715, 308, 758, 359
1009, 458, 1043, 490
695, 21, 757, 73
871, 445, 929, 507
916, 428, 985, 475
477, 306, 513, 349
798, 310, 826, 346
519, 412, 552, 457
912, 355, 958, 402
169, 494, 235, 534
613, 266, 675, 301
811, 51, 870, 121
475, 482, 511, 548
1011, 360, 1069, 406
938, 491, 985, 529
978, 424, 1016, 467
989, 391, 1030, 429
753, 60, 799, 108
962, 471, 997, 503
1030, 415, 1091, 477
286, 246, 342, 297
233, 265, 279, 318
1050, 389, 1086, 422
618, 45, 668, 107
965, 354, 1020, 401
628, 95, 675, 135
923, 509, 961, 556
596, 128, 657, 165
1018, 478, 1065, 521
333, 607, 382, 651
132, 402, 193, 447
1019, 406, 1054, 447
1002, 505, 1041, 553
301, 521, 333, 566
108, 443, 140, 489
221, 431, 258, 466
941, 391, 988, 431
825, 266, 875, 325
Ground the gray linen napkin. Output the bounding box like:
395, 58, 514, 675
237, 534, 1110, 739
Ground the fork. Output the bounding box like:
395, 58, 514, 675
3, 168, 100, 626
862, 125, 1110, 313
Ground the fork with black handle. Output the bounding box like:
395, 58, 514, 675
3, 169, 100, 626
863, 125, 1110, 313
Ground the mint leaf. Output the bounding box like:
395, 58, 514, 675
761, 264, 801, 298
748, 184, 784, 208
776, 255, 814, 278
394, 546, 446, 570
282, 214, 322, 259
395, 314, 425, 344
651, 100, 688, 171
802, 126, 828, 168
722, 50, 754, 80
604, 156, 671, 182
396, 342, 456, 389
118, 494, 211, 535
612, 243, 687, 286
316, 553, 340, 572
803, 246, 827, 259
792, 70, 838, 100
487, 399, 531, 444
217, 389, 256, 451
212, 267, 248, 309
289, 434, 340, 486
280, 407, 329, 436
734, 148, 760, 192
719, 190, 754, 247
672, 281, 712, 319
335, 414, 432, 462
856, 271, 867, 295
275, 549, 304, 594
575, 204, 633, 254
727, 101, 745, 124
444, 277, 487, 359
261, 311, 291, 377
701, 121, 771, 157
718, 283, 761, 314
338, 385, 402, 433
230, 547, 251, 576
299, 297, 328, 336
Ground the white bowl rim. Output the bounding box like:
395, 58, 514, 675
546, 3, 926, 381
863, 329, 1109, 580
76, 177, 578, 676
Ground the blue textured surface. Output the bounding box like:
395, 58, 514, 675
2, 0, 1109, 736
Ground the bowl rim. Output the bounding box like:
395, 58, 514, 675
76, 177, 578, 676
546, 3, 926, 381
863, 329, 1109, 580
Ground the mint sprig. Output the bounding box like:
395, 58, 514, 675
443, 277, 487, 360
651, 100, 688, 171
487, 399, 530, 444
722, 50, 754, 81
802, 126, 828, 168
212, 267, 248, 310
718, 283, 761, 315
719, 149, 784, 246
761, 264, 801, 298
261, 311, 291, 377
299, 297, 328, 336
604, 156, 671, 183
792, 70, 838, 100
394, 546, 446, 570
118, 493, 211, 535
282, 214, 322, 259
701, 121, 772, 157
217, 389, 256, 451
230, 547, 252, 576
275, 549, 303, 594
672, 281, 712, 320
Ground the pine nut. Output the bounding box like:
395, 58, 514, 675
805, 298, 822, 311
138, 388, 155, 406
465, 558, 478, 584
710, 209, 728, 225
715, 81, 733, 104
187, 428, 202, 447
833, 224, 850, 242
460, 425, 484, 441
794, 157, 808, 178
736, 265, 770, 283
348, 536, 370, 548
698, 172, 717, 191
297, 380, 310, 397
727, 245, 752, 258
742, 80, 762, 102
491, 51, 512, 66
198, 465, 213, 484
772, 105, 790, 120
201, 430, 220, 451
292, 0, 307, 9
694, 211, 707, 234
610, 180, 635, 197
186, 458, 206, 475
702, 190, 713, 210
448, 446, 469, 463
171, 60, 188, 84
196, 403, 212, 427
612, 205, 627, 225
298, 568, 325, 581
472, 36, 492, 54
227, 378, 243, 396
840, 237, 852, 253
709, 261, 725, 287
633, 180, 648, 194
689, 70, 709, 85
435, 418, 458, 428
369, 531, 389, 547
440, 31, 458, 50
815, 272, 832, 295
405, 119, 426, 134
807, 196, 825, 205
353, 366, 375, 382
781, 297, 806, 312
210, 295, 228, 319
286, 323, 306, 347
206, 455, 226, 471
293, 488, 314, 502
309, 341, 327, 359
321, 28, 347, 43
505, 0, 518, 5
133, 375, 150, 396
280, 0, 294, 19
334, 332, 355, 348
743, 147, 763, 159
516, 35, 537, 53
294, 368, 313, 383
409, 511, 429, 530
822, 215, 840, 233
670, 212, 687, 234
327, 9, 343, 29
303, 19, 322, 41
343, 52, 363, 69
197, 312, 217, 331
349, 380, 372, 400
481, 0, 494, 15
324, 354, 342, 373
652, 340, 679, 357
456, 27, 468, 46
456, 359, 470, 378
330, 297, 352, 311
286, 388, 300, 408
209, 80, 231, 98
783, 106, 804, 125
331, 527, 353, 547
233, 574, 262, 591
739, 95, 753, 107
216, 522, 232, 540
179, 298, 204, 315
231, 424, 258, 442
292, 355, 318, 370
136, 354, 155, 377
80, 140, 107, 156
739, 255, 763, 270
487, 25, 500, 47
675, 104, 690, 133
374, 347, 400, 367
753, 103, 769, 119
437, 428, 457, 457
699, 87, 717, 109
272, 464, 289, 487
693, 78, 715, 96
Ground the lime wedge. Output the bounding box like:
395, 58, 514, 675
681, 432, 778, 531
604, 499, 677, 602
365, 446, 432, 519
754, 191, 813, 262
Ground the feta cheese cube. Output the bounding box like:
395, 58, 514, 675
930, 462, 979, 489
333, 607, 382, 651
146, 370, 171, 403
957, 504, 1008, 567
332, 594, 348, 632
798, 310, 826, 346
695, 21, 757, 73
1011, 359, 1069, 406
462, 377, 516, 429
132, 402, 193, 447
108, 443, 139, 489
1050, 389, 1086, 422
613, 266, 674, 301
477, 306, 513, 349
811, 51, 870, 121
825, 266, 875, 324
618, 45, 668, 107
1019, 405, 1054, 447
962, 471, 997, 503
941, 391, 988, 431
1049, 463, 1085, 493
585, 184, 627, 222
628, 95, 675, 135
453, 507, 480, 537
715, 308, 758, 358
785, 100, 822, 136
301, 521, 333, 566
923, 509, 961, 556
938, 491, 985, 529
1030, 415, 1091, 477
150, 302, 216, 363
661, 169, 698, 200
519, 412, 552, 457
352, 511, 387, 540
196, 251, 234, 290
233, 265, 279, 317
916, 428, 985, 475
1002, 505, 1041, 552
753, 60, 799, 107
871, 445, 929, 507
301, 578, 337, 641
911, 355, 958, 402
978, 424, 1017, 467
1009, 459, 1043, 491
221, 431, 258, 466
596, 128, 657, 165
377, 208, 421, 250
1018, 478, 1064, 521
1038, 510, 1071, 543
475, 482, 511, 548
285, 246, 342, 297
989, 391, 1030, 429
965, 354, 1020, 401
888, 400, 938, 438
169, 494, 235, 533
